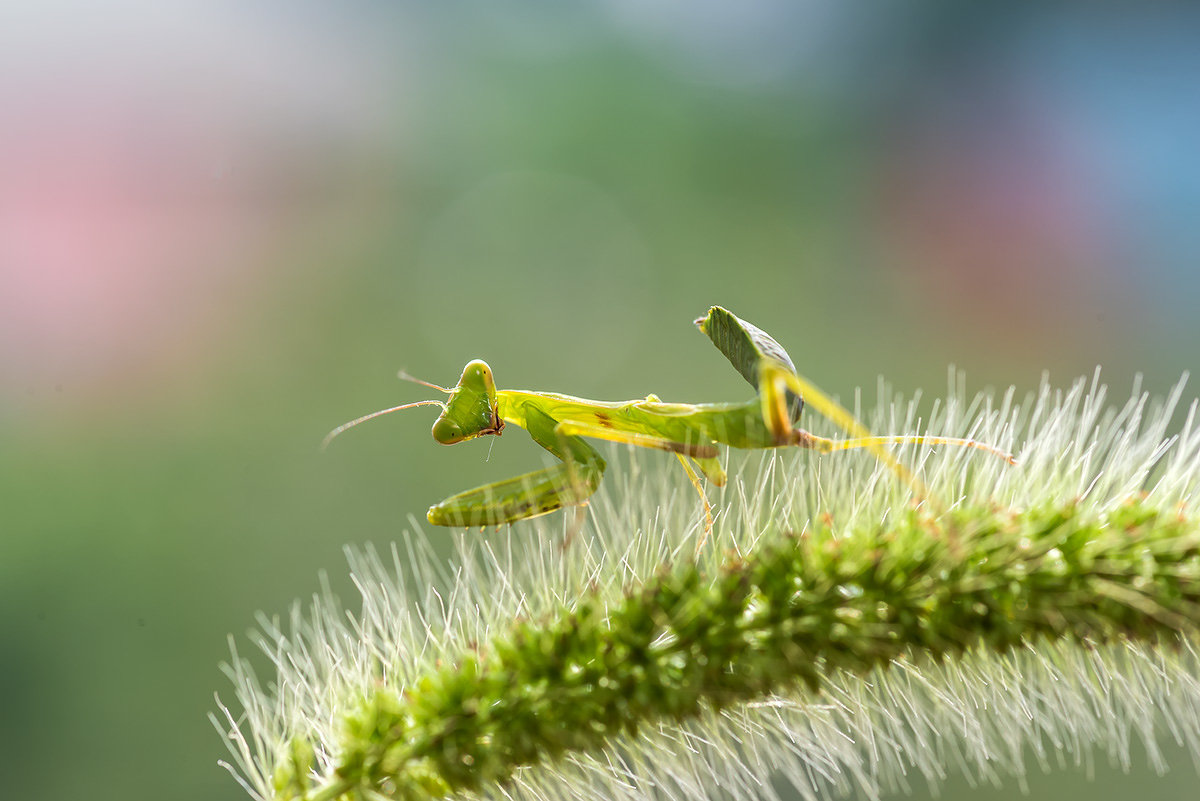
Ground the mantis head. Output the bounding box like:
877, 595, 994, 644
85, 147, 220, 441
320, 359, 501, 451
431, 360, 503, 445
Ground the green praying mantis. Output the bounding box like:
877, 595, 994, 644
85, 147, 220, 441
324, 306, 1015, 534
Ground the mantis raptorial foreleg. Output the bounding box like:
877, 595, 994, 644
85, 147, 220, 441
426, 406, 606, 527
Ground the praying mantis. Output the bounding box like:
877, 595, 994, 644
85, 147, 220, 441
324, 306, 1015, 532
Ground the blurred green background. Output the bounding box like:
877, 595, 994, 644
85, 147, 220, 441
2, 4, 1198, 800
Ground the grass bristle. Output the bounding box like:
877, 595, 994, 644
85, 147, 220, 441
214, 371, 1200, 801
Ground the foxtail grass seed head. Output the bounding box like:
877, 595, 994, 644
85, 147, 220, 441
215, 371, 1200, 801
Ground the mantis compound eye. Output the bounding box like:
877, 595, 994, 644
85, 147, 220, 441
461, 360, 496, 399
432, 417, 466, 444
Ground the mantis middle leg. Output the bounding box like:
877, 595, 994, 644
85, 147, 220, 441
555, 418, 723, 545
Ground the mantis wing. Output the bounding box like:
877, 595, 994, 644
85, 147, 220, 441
695, 306, 803, 422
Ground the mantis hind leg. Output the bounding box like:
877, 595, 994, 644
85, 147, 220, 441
812, 434, 1016, 464
426, 407, 606, 527
757, 360, 920, 492
757, 361, 1014, 482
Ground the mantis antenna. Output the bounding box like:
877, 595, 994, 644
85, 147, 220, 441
321, 400, 446, 451
398, 370, 452, 393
